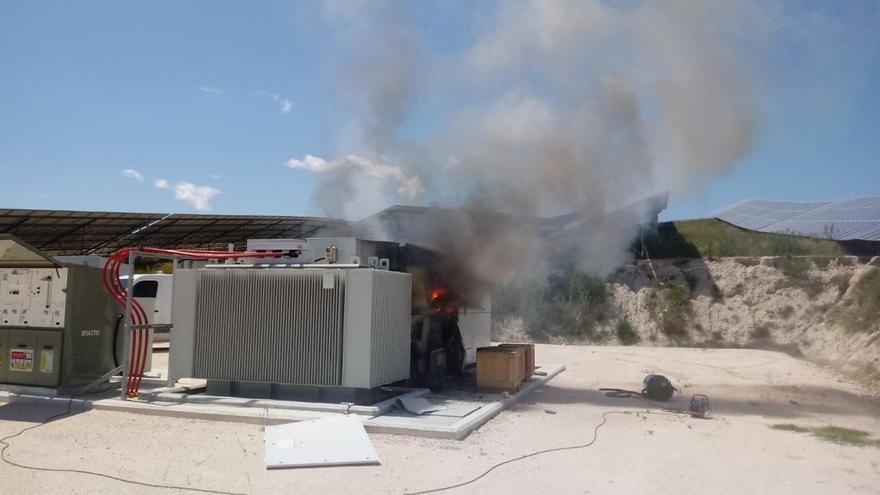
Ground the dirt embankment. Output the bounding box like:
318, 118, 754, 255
496, 256, 880, 392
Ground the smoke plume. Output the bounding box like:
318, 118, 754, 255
294, 0, 761, 295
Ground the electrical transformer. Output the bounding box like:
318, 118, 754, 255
169, 265, 412, 396
0, 235, 118, 389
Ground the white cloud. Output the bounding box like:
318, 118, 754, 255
121, 169, 144, 181
208, 174, 223, 179
174, 182, 220, 211
199, 86, 223, 95
258, 90, 293, 114
154, 178, 169, 189
287, 154, 424, 199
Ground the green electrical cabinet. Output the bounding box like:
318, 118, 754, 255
5, 329, 63, 387
6, 329, 37, 385
0, 329, 8, 383
38, 330, 64, 386
1, 235, 118, 390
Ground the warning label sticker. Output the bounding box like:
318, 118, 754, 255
10, 349, 33, 372
40, 349, 54, 374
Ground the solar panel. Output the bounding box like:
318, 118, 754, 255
0, 208, 351, 256
715, 197, 880, 241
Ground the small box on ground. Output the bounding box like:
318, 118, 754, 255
498, 343, 535, 383
476, 346, 524, 392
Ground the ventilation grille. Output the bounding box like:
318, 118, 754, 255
192, 270, 345, 386
367, 272, 412, 387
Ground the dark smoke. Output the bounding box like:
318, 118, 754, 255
294, 0, 762, 296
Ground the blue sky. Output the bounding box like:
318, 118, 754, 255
1, 1, 878, 221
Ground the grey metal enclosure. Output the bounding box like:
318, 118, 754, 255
0, 235, 118, 389
170, 266, 412, 391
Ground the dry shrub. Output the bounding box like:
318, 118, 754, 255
837, 268, 880, 333
647, 282, 691, 336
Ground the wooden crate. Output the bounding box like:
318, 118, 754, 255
476, 346, 524, 392
498, 343, 535, 383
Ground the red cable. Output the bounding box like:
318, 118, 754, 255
131, 248, 278, 397
102, 247, 280, 397
103, 249, 148, 397
125, 248, 275, 396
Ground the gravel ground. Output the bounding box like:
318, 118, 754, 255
2, 344, 879, 494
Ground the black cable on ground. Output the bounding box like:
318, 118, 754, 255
0, 395, 245, 495
597, 387, 644, 398
403, 409, 689, 495
598, 387, 691, 413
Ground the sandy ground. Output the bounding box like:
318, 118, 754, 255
2, 344, 879, 494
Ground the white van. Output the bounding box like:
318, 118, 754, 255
119, 273, 173, 342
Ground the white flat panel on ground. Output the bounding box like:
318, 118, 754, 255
264, 415, 380, 469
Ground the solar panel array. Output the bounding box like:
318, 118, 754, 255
0, 208, 351, 256
715, 197, 880, 241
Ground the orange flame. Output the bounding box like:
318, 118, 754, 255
430, 287, 448, 303
429, 287, 456, 314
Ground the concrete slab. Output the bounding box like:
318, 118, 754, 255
138, 386, 428, 417
365, 364, 565, 439
411, 400, 481, 418
0, 364, 565, 440
0, 383, 63, 397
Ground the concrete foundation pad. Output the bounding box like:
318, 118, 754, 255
138, 386, 430, 416
364, 364, 565, 439
0, 383, 64, 397
0, 364, 564, 440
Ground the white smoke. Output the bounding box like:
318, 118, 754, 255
296, 0, 762, 290
287, 154, 423, 198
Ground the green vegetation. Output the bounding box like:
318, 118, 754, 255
750, 322, 773, 340
774, 256, 824, 297
614, 316, 639, 345
835, 256, 855, 266
835, 268, 880, 333
813, 426, 880, 447
647, 282, 691, 336
852, 268, 880, 315
493, 269, 610, 341
830, 273, 851, 296
641, 219, 845, 258
802, 278, 824, 297
769, 423, 810, 433
770, 424, 880, 448
778, 305, 795, 319
812, 256, 831, 270
568, 272, 608, 309
779, 257, 811, 279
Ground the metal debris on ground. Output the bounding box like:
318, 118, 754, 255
688, 394, 712, 418
397, 397, 447, 415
